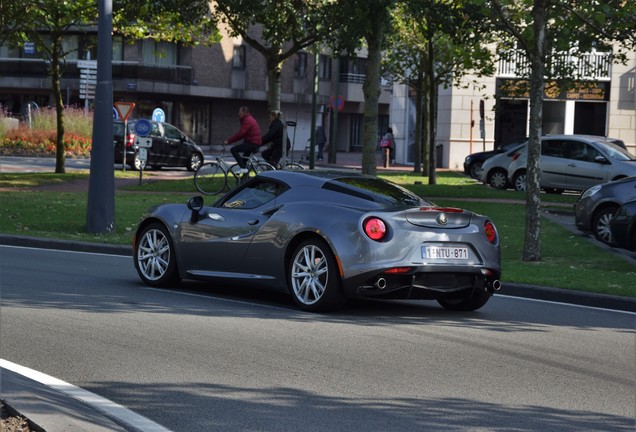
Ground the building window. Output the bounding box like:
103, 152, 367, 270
232, 45, 245, 69
295, 52, 307, 78
142, 39, 177, 65
319, 54, 331, 80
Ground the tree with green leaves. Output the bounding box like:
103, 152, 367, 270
211, 0, 335, 113
16, 0, 99, 173
478, 0, 636, 261
384, 0, 494, 182
4, 0, 218, 174
0, 0, 31, 46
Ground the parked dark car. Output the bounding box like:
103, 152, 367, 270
133, 170, 502, 312
609, 200, 636, 251
114, 120, 204, 171
574, 177, 636, 245
464, 137, 527, 180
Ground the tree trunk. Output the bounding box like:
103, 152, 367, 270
360, 28, 383, 176
51, 35, 66, 174
266, 53, 283, 112
412, 75, 423, 174
523, 0, 547, 262
428, 76, 438, 185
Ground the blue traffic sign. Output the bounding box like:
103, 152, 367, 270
134, 118, 152, 137
113, 107, 119, 120
152, 108, 165, 122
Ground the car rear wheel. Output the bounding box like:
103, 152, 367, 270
187, 152, 204, 171
513, 171, 526, 192
132, 154, 147, 171
437, 289, 492, 311
488, 169, 508, 189
288, 238, 345, 312
134, 223, 179, 287
468, 161, 483, 180
592, 206, 617, 245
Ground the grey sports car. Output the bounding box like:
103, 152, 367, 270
133, 170, 502, 312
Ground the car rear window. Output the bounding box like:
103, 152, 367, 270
323, 177, 431, 207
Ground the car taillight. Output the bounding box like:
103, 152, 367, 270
363, 217, 387, 241
126, 133, 136, 148
384, 267, 411, 274
484, 220, 497, 244
511, 152, 520, 161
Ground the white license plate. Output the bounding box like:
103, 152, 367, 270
424, 246, 469, 260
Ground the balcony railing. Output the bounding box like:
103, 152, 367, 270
0, 58, 193, 84
497, 50, 612, 81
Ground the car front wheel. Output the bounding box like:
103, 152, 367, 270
288, 238, 345, 312
469, 161, 483, 180
187, 152, 204, 171
437, 289, 492, 311
134, 223, 179, 287
592, 207, 617, 245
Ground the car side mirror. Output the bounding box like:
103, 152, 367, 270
594, 155, 609, 164
187, 196, 204, 223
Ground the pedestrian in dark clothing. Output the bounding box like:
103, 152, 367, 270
261, 110, 285, 166
224, 106, 262, 173
315, 125, 326, 161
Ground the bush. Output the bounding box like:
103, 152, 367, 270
0, 105, 93, 157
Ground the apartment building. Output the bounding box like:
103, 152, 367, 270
390, 47, 635, 169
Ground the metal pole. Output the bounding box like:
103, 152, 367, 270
309, 51, 318, 170
86, 0, 115, 233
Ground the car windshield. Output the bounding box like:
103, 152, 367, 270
324, 177, 432, 207
595, 140, 635, 161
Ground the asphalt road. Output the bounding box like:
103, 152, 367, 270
1, 245, 634, 431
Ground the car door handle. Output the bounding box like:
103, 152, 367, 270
207, 213, 225, 221
568, 163, 576, 167
248, 219, 259, 225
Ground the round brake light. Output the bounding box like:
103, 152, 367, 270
363, 217, 387, 241
485, 220, 497, 244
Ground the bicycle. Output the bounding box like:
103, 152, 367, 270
194, 146, 275, 195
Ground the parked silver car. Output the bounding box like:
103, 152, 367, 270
574, 177, 636, 245
479, 143, 526, 189
507, 135, 636, 193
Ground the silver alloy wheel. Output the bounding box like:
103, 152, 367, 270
137, 228, 171, 281
133, 154, 146, 170
188, 153, 203, 171
291, 244, 329, 305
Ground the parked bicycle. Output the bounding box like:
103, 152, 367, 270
194, 145, 275, 195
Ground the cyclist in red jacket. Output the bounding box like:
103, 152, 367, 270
224, 106, 262, 173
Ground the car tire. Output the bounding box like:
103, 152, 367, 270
187, 152, 204, 172
513, 170, 526, 192
132, 154, 146, 171
437, 289, 492, 311
487, 169, 508, 189
288, 238, 345, 312
134, 223, 180, 287
468, 161, 483, 180
592, 206, 617, 245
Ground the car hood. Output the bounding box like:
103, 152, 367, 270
404, 207, 472, 228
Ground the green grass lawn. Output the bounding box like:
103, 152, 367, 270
1, 170, 634, 298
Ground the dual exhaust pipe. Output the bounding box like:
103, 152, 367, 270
373, 277, 501, 292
